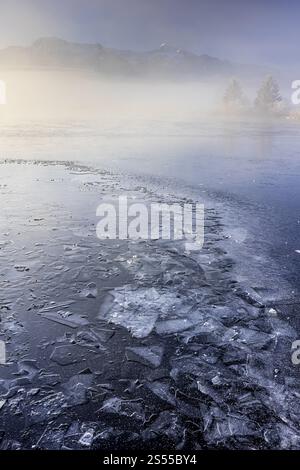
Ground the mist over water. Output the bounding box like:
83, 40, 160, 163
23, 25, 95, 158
0, 72, 299, 291
0, 72, 300, 282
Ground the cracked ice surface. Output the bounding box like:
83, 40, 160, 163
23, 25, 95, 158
0, 160, 300, 450
98, 286, 199, 338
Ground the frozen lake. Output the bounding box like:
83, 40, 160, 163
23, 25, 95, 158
1, 117, 299, 286
1, 118, 300, 449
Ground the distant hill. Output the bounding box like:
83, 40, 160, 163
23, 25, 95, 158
0, 37, 268, 81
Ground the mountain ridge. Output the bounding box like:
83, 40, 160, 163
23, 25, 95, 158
0, 37, 267, 81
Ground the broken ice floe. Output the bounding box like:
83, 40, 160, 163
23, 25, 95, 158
50, 345, 85, 366
41, 311, 89, 328
62, 372, 93, 406
29, 392, 67, 425
125, 346, 164, 368
98, 286, 199, 338
142, 411, 185, 447
100, 397, 145, 422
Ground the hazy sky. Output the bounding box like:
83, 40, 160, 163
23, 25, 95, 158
0, 0, 297, 67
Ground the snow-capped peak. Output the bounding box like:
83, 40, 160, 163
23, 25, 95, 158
158, 43, 179, 54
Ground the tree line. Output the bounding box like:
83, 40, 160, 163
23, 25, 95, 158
223, 76, 283, 115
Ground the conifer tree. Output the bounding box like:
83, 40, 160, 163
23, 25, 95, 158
255, 76, 282, 113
